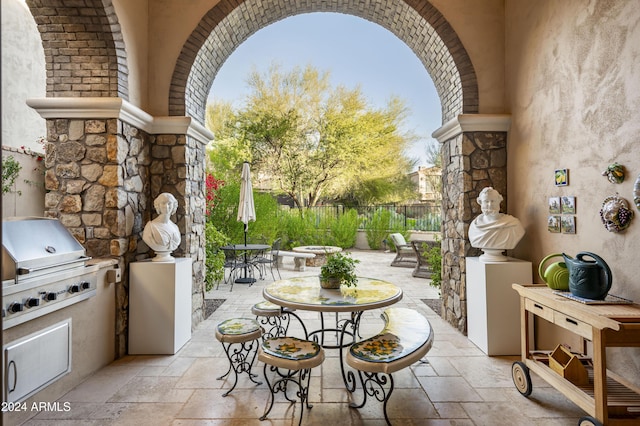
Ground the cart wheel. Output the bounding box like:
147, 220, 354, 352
578, 416, 602, 426
511, 361, 532, 396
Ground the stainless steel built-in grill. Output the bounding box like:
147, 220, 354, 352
2, 217, 98, 329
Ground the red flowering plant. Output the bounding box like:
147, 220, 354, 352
20, 136, 46, 162
205, 173, 224, 215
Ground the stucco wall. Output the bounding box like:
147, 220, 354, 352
506, 0, 640, 379
1, 0, 46, 152
112, 0, 504, 117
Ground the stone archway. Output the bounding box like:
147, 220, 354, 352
25, 0, 128, 100
21, 0, 507, 344
169, 0, 495, 335
169, 0, 478, 123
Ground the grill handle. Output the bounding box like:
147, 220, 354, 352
17, 256, 92, 275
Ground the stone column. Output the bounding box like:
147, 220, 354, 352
433, 114, 511, 334
28, 98, 212, 357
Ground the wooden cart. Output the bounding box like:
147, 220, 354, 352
511, 284, 640, 426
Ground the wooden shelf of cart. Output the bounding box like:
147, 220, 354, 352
511, 284, 640, 426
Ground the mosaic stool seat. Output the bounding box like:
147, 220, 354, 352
258, 336, 324, 426
215, 317, 263, 397
346, 308, 433, 425
252, 300, 294, 339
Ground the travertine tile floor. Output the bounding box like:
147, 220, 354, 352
25, 250, 585, 425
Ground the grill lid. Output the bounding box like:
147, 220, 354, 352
2, 217, 89, 282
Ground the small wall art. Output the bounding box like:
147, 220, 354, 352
561, 196, 576, 214
555, 169, 569, 186
547, 215, 561, 233
602, 163, 625, 184
561, 216, 576, 234
549, 197, 561, 214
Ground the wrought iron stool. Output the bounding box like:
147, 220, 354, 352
215, 317, 263, 397
258, 336, 324, 426
252, 300, 309, 340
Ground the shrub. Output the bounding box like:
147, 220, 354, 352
365, 208, 407, 250
278, 209, 320, 249
329, 209, 360, 248
365, 208, 390, 249
425, 238, 442, 291
2, 156, 22, 195
207, 181, 279, 244
204, 222, 230, 291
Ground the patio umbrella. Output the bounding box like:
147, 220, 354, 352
236, 161, 256, 284
237, 161, 256, 245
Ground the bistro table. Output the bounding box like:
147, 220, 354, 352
221, 244, 270, 284
263, 275, 403, 389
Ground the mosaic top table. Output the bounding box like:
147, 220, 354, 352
263, 276, 402, 346
263, 275, 403, 314
263, 275, 403, 390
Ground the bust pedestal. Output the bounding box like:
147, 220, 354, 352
129, 258, 192, 354
466, 257, 532, 356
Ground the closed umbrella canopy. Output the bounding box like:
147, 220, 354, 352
237, 161, 256, 240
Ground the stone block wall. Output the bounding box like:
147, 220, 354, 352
440, 130, 507, 334
144, 132, 208, 329
43, 117, 151, 355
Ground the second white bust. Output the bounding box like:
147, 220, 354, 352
142, 192, 181, 262
468, 187, 525, 262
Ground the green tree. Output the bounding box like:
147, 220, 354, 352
424, 139, 442, 168
206, 63, 417, 207
205, 101, 251, 185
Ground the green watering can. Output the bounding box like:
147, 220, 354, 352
563, 252, 612, 300
538, 253, 570, 291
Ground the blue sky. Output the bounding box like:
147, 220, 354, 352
209, 12, 441, 168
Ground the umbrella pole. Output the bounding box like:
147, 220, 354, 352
243, 223, 248, 279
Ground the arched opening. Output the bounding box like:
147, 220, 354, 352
17, 0, 495, 344
170, 0, 478, 125
25, 0, 128, 99
172, 0, 484, 335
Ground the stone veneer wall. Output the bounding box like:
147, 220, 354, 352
440, 130, 507, 334
43, 117, 148, 355
42, 116, 207, 356
144, 132, 208, 334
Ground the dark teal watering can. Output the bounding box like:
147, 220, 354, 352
562, 252, 612, 300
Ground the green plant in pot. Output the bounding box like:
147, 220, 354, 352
319, 252, 359, 289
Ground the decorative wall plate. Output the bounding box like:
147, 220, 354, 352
599, 194, 634, 232
602, 163, 625, 184
634, 174, 640, 211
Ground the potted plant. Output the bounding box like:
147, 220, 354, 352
319, 251, 359, 289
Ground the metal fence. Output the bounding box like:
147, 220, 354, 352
306, 204, 442, 232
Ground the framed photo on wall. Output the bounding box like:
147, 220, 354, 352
549, 197, 561, 214
555, 169, 569, 186
548, 215, 561, 233
562, 196, 576, 214
561, 216, 576, 234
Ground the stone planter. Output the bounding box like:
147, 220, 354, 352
319, 276, 341, 289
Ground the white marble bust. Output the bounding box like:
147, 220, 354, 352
142, 192, 181, 262
468, 187, 525, 262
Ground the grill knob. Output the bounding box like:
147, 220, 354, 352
69, 284, 81, 293
8, 302, 23, 313
45, 292, 57, 301
81, 281, 90, 290
25, 298, 40, 308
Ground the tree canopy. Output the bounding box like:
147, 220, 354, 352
206, 63, 417, 207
